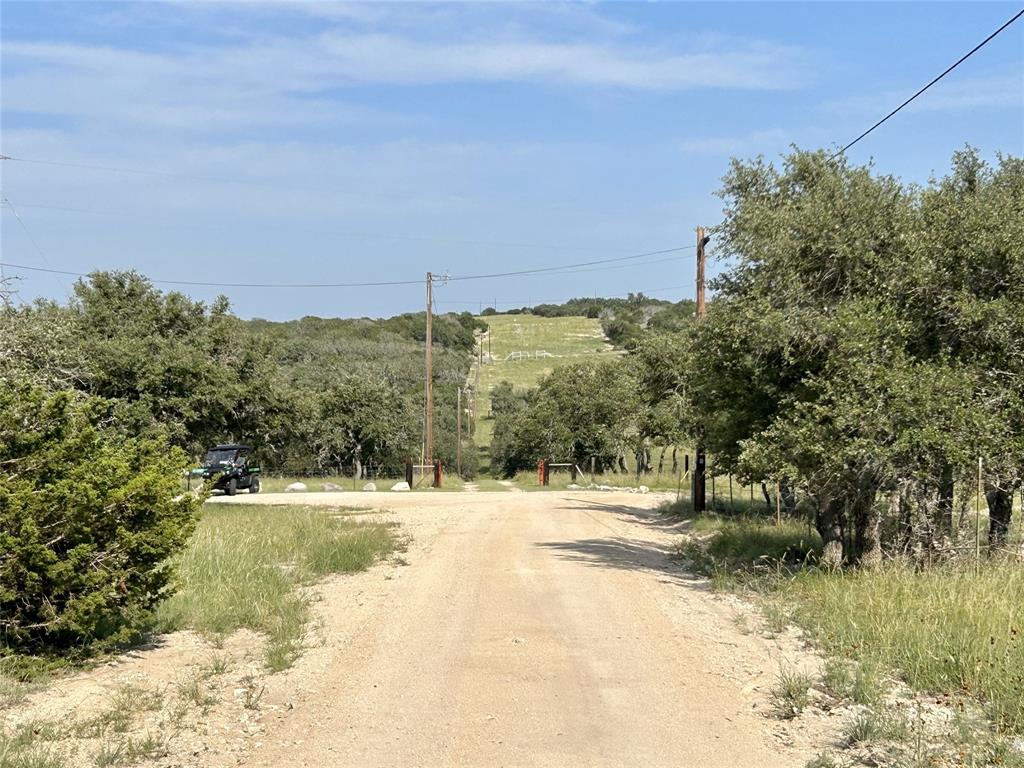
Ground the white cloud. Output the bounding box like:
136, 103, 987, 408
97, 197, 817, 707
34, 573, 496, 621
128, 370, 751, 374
0, 5, 798, 316
3, 28, 808, 118
311, 33, 806, 90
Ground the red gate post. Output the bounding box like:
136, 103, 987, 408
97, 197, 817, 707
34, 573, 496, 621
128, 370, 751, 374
405, 458, 414, 487
543, 459, 550, 487
434, 460, 443, 488
537, 459, 545, 486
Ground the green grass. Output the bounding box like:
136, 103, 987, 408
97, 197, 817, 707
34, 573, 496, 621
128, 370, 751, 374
770, 667, 813, 719
780, 562, 1024, 733
0, 736, 67, 768
675, 509, 1024, 740
468, 476, 515, 492
154, 503, 399, 671
510, 462, 687, 492
804, 753, 851, 768
257, 474, 353, 493
821, 657, 883, 706
0, 682, 171, 768
844, 707, 912, 745
665, 502, 822, 578
470, 314, 615, 448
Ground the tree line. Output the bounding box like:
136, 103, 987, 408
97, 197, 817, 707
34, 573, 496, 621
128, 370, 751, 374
491, 148, 1023, 565
2, 272, 484, 476
0, 273, 483, 653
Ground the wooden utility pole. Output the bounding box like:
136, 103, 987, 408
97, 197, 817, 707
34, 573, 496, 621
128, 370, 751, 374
696, 226, 707, 318
425, 273, 434, 477
456, 387, 463, 477
693, 227, 710, 512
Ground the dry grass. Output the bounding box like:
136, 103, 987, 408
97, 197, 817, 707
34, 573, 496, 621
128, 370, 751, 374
154, 503, 399, 671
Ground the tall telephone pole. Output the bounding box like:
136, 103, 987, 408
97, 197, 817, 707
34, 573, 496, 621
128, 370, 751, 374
694, 227, 710, 512
425, 273, 434, 477
696, 226, 707, 318
456, 387, 462, 477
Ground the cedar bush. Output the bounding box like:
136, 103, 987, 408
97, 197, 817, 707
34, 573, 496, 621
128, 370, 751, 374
0, 383, 200, 653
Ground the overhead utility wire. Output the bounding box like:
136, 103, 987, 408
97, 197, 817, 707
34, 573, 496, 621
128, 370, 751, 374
0, 195, 71, 296
446, 246, 693, 282
832, 7, 1024, 157
0, 245, 693, 290
0, 262, 424, 289
522, 253, 692, 278
435, 284, 692, 307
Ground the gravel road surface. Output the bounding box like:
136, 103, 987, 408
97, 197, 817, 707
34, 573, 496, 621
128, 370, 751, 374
211, 491, 818, 767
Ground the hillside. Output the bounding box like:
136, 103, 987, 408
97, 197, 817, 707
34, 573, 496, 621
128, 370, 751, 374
469, 313, 616, 456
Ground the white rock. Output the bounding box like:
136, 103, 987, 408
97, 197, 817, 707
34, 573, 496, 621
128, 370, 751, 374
566, 484, 582, 490
284, 482, 307, 492
321, 482, 343, 491
391, 481, 410, 492
362, 482, 377, 492
638, 485, 649, 494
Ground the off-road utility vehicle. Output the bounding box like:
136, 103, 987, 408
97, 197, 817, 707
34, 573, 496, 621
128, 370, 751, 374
193, 444, 261, 495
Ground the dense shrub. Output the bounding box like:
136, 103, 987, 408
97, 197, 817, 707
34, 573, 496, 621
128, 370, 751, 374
0, 383, 200, 653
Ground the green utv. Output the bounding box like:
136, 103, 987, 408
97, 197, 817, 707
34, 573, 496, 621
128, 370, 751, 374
192, 444, 261, 495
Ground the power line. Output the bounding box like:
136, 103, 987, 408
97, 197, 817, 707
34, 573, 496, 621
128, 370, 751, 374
0, 245, 692, 290
0, 262, 425, 289
447, 246, 693, 282
525, 253, 691, 278
1, 195, 71, 296
435, 284, 692, 308
833, 7, 1024, 158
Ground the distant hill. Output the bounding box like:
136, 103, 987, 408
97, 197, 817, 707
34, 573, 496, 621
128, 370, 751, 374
482, 293, 696, 348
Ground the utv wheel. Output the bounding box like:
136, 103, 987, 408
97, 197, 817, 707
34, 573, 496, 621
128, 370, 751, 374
226, 478, 237, 496
249, 477, 261, 494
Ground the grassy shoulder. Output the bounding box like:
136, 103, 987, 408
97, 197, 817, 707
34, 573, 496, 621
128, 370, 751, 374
1, 503, 400, 768
154, 503, 401, 671
665, 501, 1024, 766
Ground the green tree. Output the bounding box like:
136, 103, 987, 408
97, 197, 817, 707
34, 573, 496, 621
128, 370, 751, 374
490, 359, 639, 477
685, 148, 1023, 563
316, 376, 418, 478
0, 383, 199, 652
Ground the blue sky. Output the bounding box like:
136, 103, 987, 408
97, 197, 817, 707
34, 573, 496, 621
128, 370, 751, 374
2, 1, 1022, 320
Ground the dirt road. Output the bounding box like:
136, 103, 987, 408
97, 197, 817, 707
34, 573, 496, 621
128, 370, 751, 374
214, 491, 824, 767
